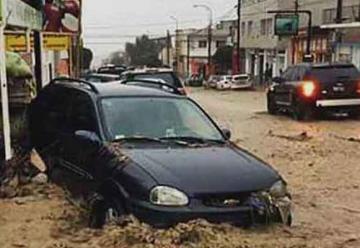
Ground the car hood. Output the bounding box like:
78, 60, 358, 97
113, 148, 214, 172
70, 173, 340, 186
122, 145, 280, 195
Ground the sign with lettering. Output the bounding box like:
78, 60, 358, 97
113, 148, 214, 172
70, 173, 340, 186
274, 14, 299, 36
6, 34, 71, 52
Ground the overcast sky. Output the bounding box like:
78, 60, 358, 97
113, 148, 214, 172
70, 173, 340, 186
82, 0, 237, 66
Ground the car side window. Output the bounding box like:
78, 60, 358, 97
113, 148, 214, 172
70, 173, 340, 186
69, 92, 98, 133
282, 67, 293, 81
297, 67, 306, 81
41, 87, 73, 134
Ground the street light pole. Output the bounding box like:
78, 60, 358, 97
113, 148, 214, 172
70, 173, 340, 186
194, 4, 213, 78
237, 0, 241, 74
170, 16, 179, 72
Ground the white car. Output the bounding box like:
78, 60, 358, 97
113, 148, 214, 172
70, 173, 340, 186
231, 74, 253, 89
216, 75, 233, 90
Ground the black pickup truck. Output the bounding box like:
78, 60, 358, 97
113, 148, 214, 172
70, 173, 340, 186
267, 63, 360, 120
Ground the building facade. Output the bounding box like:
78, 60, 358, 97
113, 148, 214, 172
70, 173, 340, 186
176, 21, 233, 78
239, 0, 360, 81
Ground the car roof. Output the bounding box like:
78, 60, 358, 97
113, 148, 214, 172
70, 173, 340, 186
86, 73, 121, 78
54, 80, 183, 98
123, 68, 174, 75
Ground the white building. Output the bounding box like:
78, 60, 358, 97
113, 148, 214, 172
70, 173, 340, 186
176, 21, 234, 78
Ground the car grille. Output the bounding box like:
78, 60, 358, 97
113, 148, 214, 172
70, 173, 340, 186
201, 193, 251, 208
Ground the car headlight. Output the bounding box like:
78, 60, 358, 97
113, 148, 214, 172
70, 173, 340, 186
150, 186, 189, 206
269, 180, 288, 198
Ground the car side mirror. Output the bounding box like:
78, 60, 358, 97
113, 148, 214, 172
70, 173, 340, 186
272, 77, 284, 84
75, 130, 101, 144
222, 128, 231, 140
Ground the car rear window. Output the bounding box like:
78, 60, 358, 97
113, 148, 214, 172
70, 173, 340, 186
132, 73, 181, 87
310, 65, 360, 82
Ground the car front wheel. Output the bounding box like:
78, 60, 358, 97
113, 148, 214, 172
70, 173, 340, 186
88, 194, 125, 229
267, 94, 278, 115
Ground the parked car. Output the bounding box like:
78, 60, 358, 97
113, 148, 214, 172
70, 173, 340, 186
122, 78, 184, 96
83, 73, 122, 83
121, 68, 186, 95
205, 75, 221, 89
28, 78, 292, 229
216, 75, 233, 90
267, 63, 360, 120
231, 74, 253, 90
186, 74, 203, 87
97, 65, 127, 75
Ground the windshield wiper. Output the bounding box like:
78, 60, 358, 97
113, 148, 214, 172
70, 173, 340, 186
113, 136, 164, 143
160, 136, 225, 144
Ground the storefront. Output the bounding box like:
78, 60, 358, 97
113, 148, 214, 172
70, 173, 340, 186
290, 27, 332, 65
1, 0, 81, 160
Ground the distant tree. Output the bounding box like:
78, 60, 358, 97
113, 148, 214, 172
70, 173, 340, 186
81, 47, 93, 70
108, 51, 126, 65
212, 45, 233, 73
125, 35, 162, 67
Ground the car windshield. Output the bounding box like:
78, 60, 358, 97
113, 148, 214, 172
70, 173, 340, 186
131, 73, 180, 87
311, 65, 360, 81
100, 97, 223, 142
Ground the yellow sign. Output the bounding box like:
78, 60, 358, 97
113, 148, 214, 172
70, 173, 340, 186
5, 34, 70, 52
43, 35, 71, 51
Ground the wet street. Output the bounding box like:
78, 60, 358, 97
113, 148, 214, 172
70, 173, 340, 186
192, 88, 360, 247
0, 88, 360, 248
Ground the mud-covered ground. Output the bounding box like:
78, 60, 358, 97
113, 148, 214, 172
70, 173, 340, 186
1, 88, 359, 248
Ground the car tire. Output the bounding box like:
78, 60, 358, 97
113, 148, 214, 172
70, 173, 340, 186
267, 94, 278, 115
88, 193, 125, 229
292, 101, 315, 121
349, 108, 360, 119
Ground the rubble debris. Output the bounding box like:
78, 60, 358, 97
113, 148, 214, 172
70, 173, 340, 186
268, 130, 312, 142
30, 149, 47, 172
31, 173, 48, 185
330, 134, 360, 143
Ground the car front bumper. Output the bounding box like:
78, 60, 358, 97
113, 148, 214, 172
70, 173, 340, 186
127, 195, 291, 228
316, 98, 360, 107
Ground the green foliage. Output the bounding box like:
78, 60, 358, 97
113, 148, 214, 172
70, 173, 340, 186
212, 45, 233, 73
125, 35, 162, 67
81, 47, 93, 70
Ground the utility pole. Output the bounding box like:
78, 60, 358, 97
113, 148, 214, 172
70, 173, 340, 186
335, 0, 343, 47
187, 35, 191, 77
336, 0, 343, 23
237, 0, 241, 73
207, 18, 213, 77
194, 4, 213, 78
166, 30, 171, 66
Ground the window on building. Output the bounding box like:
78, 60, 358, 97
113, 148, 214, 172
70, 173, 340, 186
247, 21, 253, 36
323, 5, 360, 24
266, 18, 273, 36
260, 18, 273, 36
241, 22, 246, 37
260, 19, 266, 35
199, 40, 207, 48
216, 40, 226, 48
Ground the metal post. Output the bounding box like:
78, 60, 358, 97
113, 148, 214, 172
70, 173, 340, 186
170, 16, 179, 73
336, 0, 343, 23
166, 30, 171, 66
237, 0, 241, 73
34, 31, 43, 93
0, 25, 12, 160
194, 4, 213, 78
187, 35, 190, 76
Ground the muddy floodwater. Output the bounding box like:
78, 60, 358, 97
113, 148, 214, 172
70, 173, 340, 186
0, 89, 359, 248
